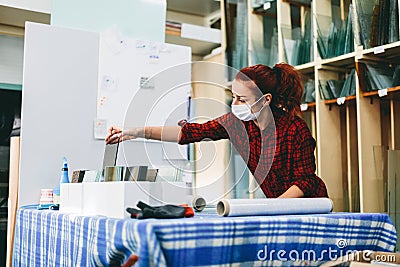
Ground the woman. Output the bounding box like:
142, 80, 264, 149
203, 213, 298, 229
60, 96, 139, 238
105, 63, 328, 198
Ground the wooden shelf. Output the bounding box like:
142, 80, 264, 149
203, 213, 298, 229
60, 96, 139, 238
165, 21, 221, 56
252, 10, 277, 18
295, 62, 315, 75
252, 1, 277, 17
361, 41, 400, 62
362, 86, 400, 97
300, 102, 315, 113
302, 102, 316, 107
167, 0, 220, 17
323, 95, 356, 105
319, 52, 356, 69
307, 102, 316, 107
282, 0, 311, 7
165, 34, 221, 56
0, 24, 24, 37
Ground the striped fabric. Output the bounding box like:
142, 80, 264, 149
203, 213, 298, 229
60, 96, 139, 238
13, 206, 397, 267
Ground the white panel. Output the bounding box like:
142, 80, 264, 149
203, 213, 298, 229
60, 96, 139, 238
97, 33, 191, 131
0, 35, 24, 85
19, 22, 103, 206
97, 32, 192, 165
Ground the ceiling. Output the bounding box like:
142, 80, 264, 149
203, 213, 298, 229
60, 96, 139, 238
167, 0, 220, 17
0, 5, 50, 27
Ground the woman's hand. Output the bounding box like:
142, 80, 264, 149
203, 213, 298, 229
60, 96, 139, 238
278, 185, 304, 198
105, 126, 143, 144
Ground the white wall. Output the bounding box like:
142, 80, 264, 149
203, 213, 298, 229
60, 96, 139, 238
51, 0, 166, 42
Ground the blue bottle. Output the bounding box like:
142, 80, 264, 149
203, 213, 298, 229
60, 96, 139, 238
53, 157, 69, 205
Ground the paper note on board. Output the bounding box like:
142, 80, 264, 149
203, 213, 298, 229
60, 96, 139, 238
94, 118, 108, 139
102, 26, 127, 55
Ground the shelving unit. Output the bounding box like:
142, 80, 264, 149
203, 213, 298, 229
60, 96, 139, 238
241, 0, 400, 213
312, 0, 358, 212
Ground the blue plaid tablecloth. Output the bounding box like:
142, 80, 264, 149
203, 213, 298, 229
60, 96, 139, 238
13, 205, 397, 267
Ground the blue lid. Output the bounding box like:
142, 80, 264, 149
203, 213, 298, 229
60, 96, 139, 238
60, 157, 69, 183
62, 156, 68, 169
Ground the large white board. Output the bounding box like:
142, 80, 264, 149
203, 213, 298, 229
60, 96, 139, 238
97, 32, 192, 166
96, 30, 191, 135
19, 22, 191, 206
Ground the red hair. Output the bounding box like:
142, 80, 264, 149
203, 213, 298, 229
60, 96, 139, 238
235, 63, 304, 117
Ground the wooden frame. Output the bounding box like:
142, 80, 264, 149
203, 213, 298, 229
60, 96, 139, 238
6, 137, 20, 267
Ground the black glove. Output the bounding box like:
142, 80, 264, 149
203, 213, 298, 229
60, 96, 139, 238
126, 201, 186, 219
126, 207, 142, 219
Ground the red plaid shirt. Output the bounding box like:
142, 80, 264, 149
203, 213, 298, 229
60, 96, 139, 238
179, 108, 328, 198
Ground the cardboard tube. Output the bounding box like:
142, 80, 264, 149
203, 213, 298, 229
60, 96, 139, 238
192, 196, 207, 212
216, 198, 333, 217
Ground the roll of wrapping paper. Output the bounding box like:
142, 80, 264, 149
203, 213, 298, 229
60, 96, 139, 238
216, 198, 333, 217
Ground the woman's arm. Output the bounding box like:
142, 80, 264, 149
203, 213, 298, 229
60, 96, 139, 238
143, 126, 182, 142
105, 125, 181, 144
106, 113, 232, 144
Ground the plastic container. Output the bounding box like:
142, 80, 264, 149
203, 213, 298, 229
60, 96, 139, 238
53, 157, 69, 205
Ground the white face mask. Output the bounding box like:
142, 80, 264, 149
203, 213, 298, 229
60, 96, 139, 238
231, 96, 267, 121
